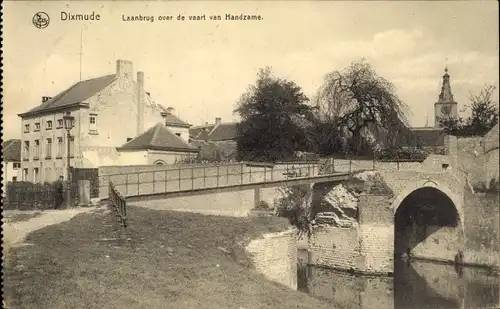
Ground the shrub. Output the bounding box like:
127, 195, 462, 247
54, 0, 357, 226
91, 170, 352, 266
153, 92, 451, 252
254, 200, 271, 210
275, 185, 313, 239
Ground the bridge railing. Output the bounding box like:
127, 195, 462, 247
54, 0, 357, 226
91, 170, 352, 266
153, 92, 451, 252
108, 181, 128, 236
99, 157, 432, 198
101, 161, 342, 197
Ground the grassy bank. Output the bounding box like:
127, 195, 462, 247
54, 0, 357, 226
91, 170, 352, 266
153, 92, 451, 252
4, 206, 336, 309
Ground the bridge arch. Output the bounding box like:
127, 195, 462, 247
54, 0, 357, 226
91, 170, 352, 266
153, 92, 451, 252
154, 160, 166, 165
391, 178, 464, 227
392, 178, 465, 265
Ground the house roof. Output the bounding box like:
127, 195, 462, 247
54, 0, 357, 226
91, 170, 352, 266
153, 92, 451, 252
190, 124, 216, 139
207, 123, 238, 141
18, 74, 117, 117
2, 139, 21, 162
117, 123, 199, 153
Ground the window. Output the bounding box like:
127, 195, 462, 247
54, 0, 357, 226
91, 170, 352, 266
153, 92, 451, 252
46, 120, 53, 130
33, 140, 40, 159
57, 119, 63, 128
46, 138, 52, 158
23, 169, 28, 181
13, 162, 21, 169
34, 123, 41, 131
56, 168, 63, 179
24, 124, 30, 133
33, 168, 39, 183
12, 176, 17, 182
57, 137, 63, 158
44, 167, 52, 182
69, 136, 75, 157
89, 114, 98, 134
23, 141, 30, 160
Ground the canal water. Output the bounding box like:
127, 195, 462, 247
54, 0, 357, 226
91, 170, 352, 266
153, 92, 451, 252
297, 250, 499, 309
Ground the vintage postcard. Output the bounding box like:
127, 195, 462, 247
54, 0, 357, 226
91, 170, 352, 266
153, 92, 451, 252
2, 1, 499, 309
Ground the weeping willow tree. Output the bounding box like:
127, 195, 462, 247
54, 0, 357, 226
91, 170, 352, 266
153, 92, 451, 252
313, 60, 410, 157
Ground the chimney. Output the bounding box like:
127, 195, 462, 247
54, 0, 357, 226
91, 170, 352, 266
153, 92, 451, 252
116, 59, 133, 88
41, 96, 52, 103
136, 71, 145, 135
215, 117, 222, 125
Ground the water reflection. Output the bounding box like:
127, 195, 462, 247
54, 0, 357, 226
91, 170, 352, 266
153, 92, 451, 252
298, 250, 499, 309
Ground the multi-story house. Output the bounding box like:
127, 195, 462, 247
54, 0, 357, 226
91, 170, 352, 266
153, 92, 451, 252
18, 59, 194, 182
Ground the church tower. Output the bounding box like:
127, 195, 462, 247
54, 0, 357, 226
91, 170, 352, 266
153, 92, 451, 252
434, 67, 458, 126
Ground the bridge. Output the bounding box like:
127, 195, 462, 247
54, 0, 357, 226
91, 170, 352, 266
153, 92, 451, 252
99, 154, 498, 275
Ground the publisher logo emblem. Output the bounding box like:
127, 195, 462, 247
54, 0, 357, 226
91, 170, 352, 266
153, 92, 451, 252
33, 12, 50, 29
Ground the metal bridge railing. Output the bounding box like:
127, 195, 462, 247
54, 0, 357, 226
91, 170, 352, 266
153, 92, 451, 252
108, 182, 128, 237
100, 158, 429, 198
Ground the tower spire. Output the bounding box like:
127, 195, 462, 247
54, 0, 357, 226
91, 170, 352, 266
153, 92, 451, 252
438, 66, 454, 104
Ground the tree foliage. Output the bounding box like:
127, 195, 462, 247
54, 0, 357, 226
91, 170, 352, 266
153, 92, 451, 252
438, 84, 499, 136
313, 60, 410, 156
234, 67, 315, 161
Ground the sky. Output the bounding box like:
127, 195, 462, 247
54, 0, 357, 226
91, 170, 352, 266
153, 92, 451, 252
3, 1, 499, 140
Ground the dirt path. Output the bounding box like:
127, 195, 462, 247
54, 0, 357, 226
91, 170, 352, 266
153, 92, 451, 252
3, 207, 98, 251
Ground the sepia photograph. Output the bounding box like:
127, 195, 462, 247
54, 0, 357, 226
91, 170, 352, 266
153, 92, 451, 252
2, 1, 499, 308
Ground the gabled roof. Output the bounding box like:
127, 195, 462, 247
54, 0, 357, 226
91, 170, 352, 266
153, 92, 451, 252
117, 123, 199, 153
207, 123, 238, 141
2, 139, 21, 162
19, 74, 117, 118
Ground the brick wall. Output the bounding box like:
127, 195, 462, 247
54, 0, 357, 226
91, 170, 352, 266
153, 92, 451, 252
309, 226, 363, 271
245, 228, 298, 289
358, 195, 394, 274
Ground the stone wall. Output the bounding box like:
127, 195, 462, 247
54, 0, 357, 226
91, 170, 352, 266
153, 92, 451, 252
245, 229, 298, 290
462, 186, 500, 268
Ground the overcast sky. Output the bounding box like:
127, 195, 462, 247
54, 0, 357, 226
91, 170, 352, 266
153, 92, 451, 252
3, 1, 499, 139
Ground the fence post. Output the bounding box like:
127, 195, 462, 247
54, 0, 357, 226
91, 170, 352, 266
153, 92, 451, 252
217, 165, 220, 187
250, 166, 252, 183
153, 171, 156, 193
349, 157, 352, 173
397, 160, 400, 170
137, 172, 140, 195
203, 166, 206, 188
240, 164, 243, 185
264, 166, 267, 182
165, 170, 168, 193
191, 167, 194, 190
